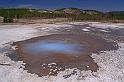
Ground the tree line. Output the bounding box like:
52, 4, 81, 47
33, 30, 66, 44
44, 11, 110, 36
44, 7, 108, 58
0, 8, 124, 23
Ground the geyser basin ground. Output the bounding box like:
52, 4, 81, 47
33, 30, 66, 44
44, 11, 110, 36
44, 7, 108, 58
13, 34, 118, 76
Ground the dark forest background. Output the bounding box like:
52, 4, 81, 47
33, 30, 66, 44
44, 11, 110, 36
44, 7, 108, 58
0, 8, 124, 23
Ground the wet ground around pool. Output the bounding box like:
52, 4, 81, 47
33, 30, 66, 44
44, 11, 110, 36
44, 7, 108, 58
12, 33, 118, 76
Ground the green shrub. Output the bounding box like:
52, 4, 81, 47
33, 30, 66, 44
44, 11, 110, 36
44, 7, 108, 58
3, 17, 13, 23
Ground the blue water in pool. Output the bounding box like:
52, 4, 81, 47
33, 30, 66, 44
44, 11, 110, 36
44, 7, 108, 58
22, 40, 85, 55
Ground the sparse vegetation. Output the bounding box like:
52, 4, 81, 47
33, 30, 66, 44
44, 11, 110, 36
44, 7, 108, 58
0, 8, 124, 23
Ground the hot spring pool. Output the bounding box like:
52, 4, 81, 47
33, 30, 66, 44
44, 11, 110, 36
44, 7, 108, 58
13, 34, 117, 76
22, 40, 86, 55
